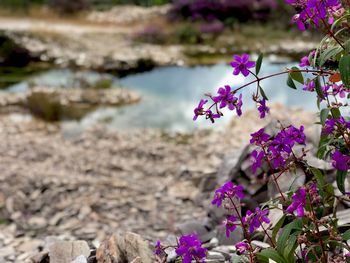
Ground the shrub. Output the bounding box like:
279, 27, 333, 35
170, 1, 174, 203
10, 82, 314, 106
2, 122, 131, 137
49, 0, 89, 15
174, 23, 202, 44
133, 26, 167, 44
169, 0, 278, 23
156, 1, 350, 262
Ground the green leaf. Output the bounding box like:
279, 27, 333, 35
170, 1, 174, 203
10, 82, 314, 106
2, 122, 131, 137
290, 67, 304, 84
344, 39, 350, 54
331, 14, 350, 31
336, 170, 347, 194
258, 248, 288, 263
287, 75, 297, 89
342, 229, 350, 240
317, 136, 330, 159
277, 219, 302, 255
331, 107, 341, 118
319, 46, 342, 66
231, 255, 244, 263
310, 167, 325, 197
314, 78, 325, 100
259, 85, 269, 100
320, 108, 330, 126
310, 167, 324, 183
256, 54, 263, 75
272, 214, 286, 242
283, 235, 298, 261
339, 55, 350, 89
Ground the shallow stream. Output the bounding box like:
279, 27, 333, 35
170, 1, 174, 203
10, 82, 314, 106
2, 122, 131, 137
5, 61, 318, 132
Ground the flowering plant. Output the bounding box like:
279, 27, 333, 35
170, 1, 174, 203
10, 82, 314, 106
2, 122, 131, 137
155, 0, 350, 262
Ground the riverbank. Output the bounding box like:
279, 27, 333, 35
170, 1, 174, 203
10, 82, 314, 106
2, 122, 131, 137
0, 104, 317, 262
0, 5, 318, 74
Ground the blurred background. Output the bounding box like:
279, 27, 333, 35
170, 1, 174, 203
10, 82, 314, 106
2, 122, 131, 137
0, 0, 320, 262
0, 0, 320, 131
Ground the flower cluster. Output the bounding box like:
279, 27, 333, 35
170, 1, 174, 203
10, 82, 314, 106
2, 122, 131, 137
323, 117, 350, 135
193, 53, 274, 123
286, 182, 320, 217
332, 149, 350, 171
250, 125, 306, 172
286, 0, 344, 31
212, 182, 270, 248
286, 186, 307, 217
212, 85, 243, 116
193, 99, 220, 122
175, 234, 207, 263
212, 181, 244, 207
172, 1, 350, 261
306, 81, 350, 99
243, 207, 270, 234
193, 85, 243, 122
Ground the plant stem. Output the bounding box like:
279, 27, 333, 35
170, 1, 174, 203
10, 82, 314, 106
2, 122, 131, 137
308, 193, 327, 263
228, 196, 255, 263
261, 146, 286, 202
234, 69, 333, 93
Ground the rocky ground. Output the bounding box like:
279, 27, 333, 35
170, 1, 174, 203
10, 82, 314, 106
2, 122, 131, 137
0, 104, 320, 262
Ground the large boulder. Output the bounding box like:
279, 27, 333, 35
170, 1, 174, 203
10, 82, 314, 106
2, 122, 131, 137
96, 232, 153, 263
0, 32, 31, 67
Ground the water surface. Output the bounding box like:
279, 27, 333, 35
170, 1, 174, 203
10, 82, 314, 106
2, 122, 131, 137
7, 61, 318, 132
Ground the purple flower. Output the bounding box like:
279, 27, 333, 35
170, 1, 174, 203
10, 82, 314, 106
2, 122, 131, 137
250, 125, 306, 172
321, 84, 331, 100
286, 125, 306, 145
286, 187, 307, 217
250, 128, 270, 145
230, 54, 256, 77
243, 210, 256, 233
291, 13, 308, 31
257, 99, 269, 119
235, 241, 249, 254
251, 150, 264, 174
287, 0, 342, 31
271, 132, 294, 154
212, 85, 235, 110
308, 182, 320, 205
205, 109, 221, 123
254, 207, 270, 225
154, 240, 162, 255
323, 116, 350, 134
331, 150, 350, 171
303, 80, 315, 92
235, 94, 243, 116
323, 118, 337, 134
300, 50, 316, 67
332, 83, 347, 98
212, 182, 245, 207
224, 215, 238, 237
193, 99, 208, 121
270, 153, 286, 170
211, 86, 243, 116
299, 55, 310, 67
243, 208, 269, 234
175, 234, 207, 263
